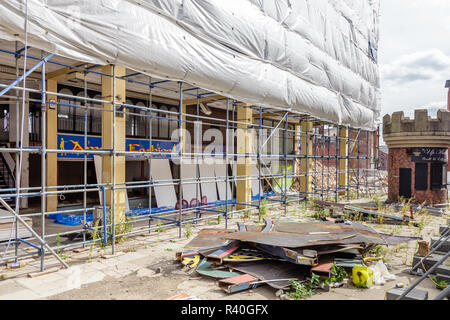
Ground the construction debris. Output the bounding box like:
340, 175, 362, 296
174, 216, 414, 298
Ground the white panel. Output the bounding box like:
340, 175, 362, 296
214, 162, 232, 201
199, 163, 218, 203
251, 163, 263, 197
181, 163, 201, 203
150, 159, 177, 208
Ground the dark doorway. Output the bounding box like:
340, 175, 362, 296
399, 168, 412, 199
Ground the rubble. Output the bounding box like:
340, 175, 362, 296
174, 216, 418, 299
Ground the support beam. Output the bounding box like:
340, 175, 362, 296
183, 94, 224, 106
236, 104, 253, 210
9, 90, 29, 208
101, 65, 126, 227
300, 118, 313, 197
46, 63, 100, 82
46, 79, 58, 211
338, 126, 349, 195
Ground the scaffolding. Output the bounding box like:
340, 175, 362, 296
0, 42, 385, 272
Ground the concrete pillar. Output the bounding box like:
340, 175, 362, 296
300, 118, 313, 198
101, 65, 126, 226
338, 126, 349, 195
9, 90, 29, 208
46, 79, 58, 211
236, 104, 252, 210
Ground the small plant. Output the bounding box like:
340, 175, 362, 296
115, 219, 133, 243
287, 280, 313, 300
184, 223, 193, 239
0, 274, 6, 280
166, 248, 173, 252
89, 219, 104, 260
431, 276, 448, 290
217, 214, 222, 225
373, 196, 381, 209
373, 245, 388, 260
259, 198, 268, 222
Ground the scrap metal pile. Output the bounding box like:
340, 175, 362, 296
175, 217, 418, 295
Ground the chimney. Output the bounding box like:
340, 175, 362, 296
447, 80, 450, 111
447, 80, 450, 172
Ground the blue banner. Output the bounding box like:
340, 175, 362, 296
57, 134, 178, 159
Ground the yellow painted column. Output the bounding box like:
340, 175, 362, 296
46, 79, 58, 212
101, 65, 126, 226
338, 126, 349, 195
300, 118, 313, 198
236, 104, 253, 210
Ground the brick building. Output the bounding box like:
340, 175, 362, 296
383, 109, 450, 204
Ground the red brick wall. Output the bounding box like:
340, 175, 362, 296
388, 148, 447, 204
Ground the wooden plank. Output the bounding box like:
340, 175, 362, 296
28, 267, 60, 278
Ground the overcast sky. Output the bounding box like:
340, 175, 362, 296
379, 0, 450, 120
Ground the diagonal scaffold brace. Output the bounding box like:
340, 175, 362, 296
0, 197, 70, 269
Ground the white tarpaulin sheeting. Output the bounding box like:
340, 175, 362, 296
0, 0, 380, 129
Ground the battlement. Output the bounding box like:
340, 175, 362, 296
383, 109, 450, 134
383, 109, 450, 148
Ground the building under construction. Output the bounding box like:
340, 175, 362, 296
0, 1, 387, 272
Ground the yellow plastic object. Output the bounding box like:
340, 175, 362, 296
352, 266, 374, 288
182, 255, 200, 268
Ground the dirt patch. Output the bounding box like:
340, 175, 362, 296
48, 272, 185, 300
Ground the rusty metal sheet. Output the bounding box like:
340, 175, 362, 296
176, 229, 235, 260
184, 228, 234, 249
226, 230, 385, 248
274, 220, 382, 239
224, 260, 308, 289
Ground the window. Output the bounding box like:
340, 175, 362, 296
430, 163, 446, 190
57, 88, 74, 132
414, 163, 428, 191
169, 106, 178, 140
159, 106, 169, 139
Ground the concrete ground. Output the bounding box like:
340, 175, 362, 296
0, 198, 448, 300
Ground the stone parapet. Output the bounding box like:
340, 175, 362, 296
383, 109, 450, 148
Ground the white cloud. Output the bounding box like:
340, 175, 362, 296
381, 49, 450, 84
403, 101, 447, 118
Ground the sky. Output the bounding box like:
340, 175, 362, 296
379, 0, 450, 120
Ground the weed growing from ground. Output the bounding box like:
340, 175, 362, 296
184, 223, 193, 239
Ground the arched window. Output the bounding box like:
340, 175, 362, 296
159, 106, 169, 139
57, 88, 74, 132
135, 102, 146, 137
91, 94, 102, 135
150, 105, 158, 138
75, 91, 89, 133
125, 99, 133, 136
169, 106, 178, 140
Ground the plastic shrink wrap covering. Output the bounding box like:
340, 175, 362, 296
0, 0, 380, 130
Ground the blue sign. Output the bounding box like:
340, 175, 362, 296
57, 134, 178, 159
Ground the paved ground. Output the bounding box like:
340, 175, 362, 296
0, 199, 447, 300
